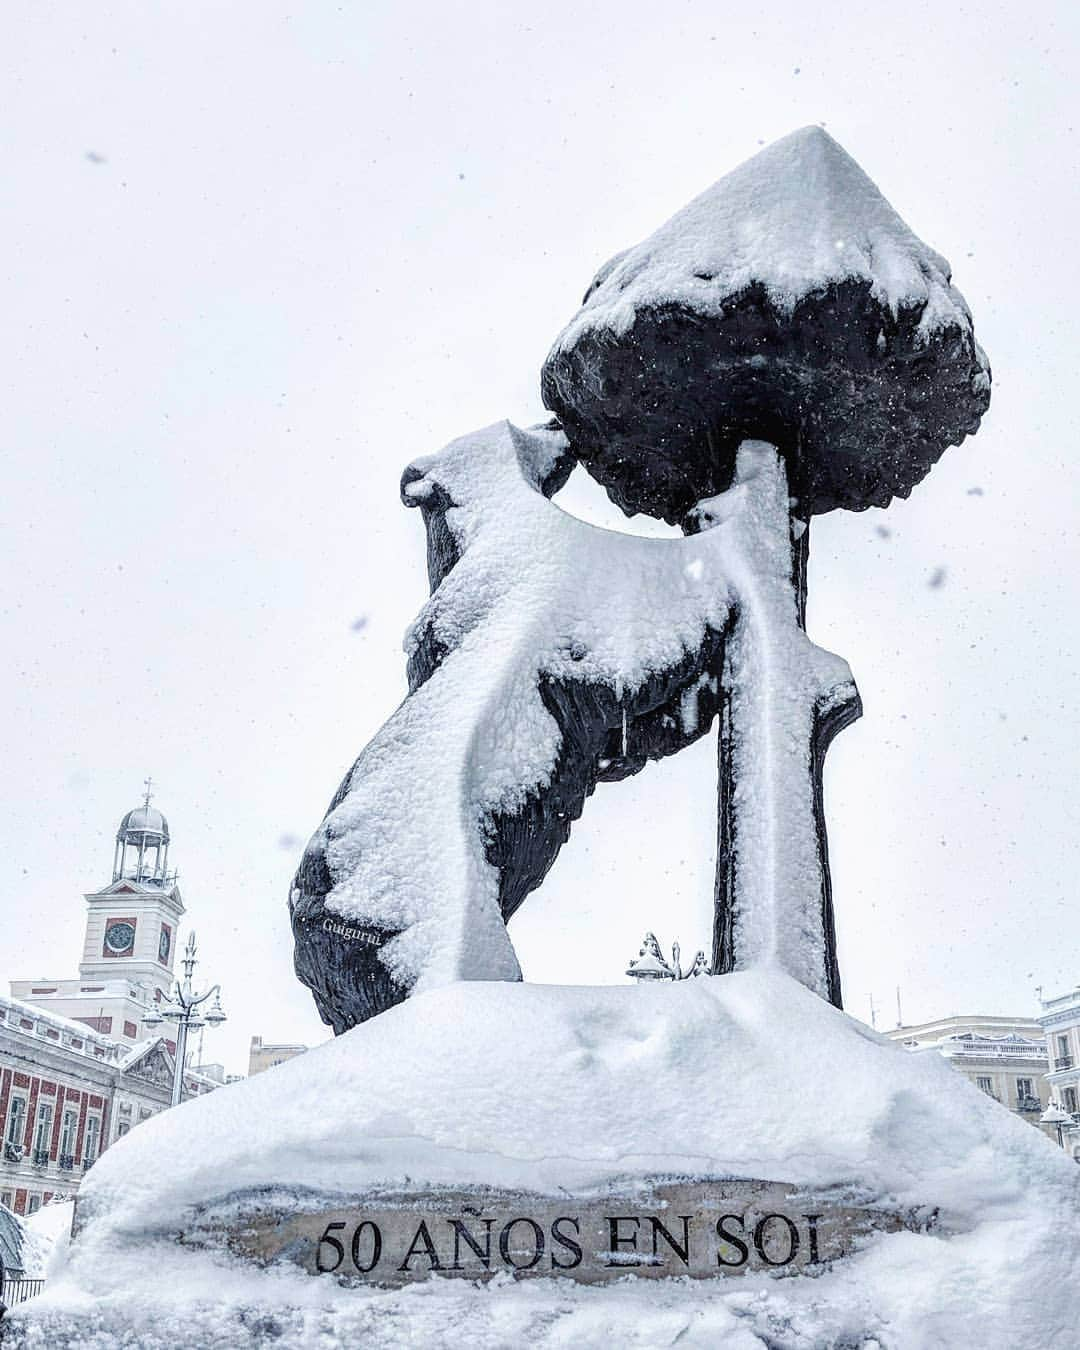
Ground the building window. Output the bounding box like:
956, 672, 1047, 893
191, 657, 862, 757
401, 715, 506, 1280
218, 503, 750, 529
32, 1102, 54, 1163
138, 1108, 152, 1123
1016, 1077, 1035, 1100
1, 1190, 12, 1210
27, 1194, 41, 1215
1065, 1087, 1079, 1114
4, 1096, 27, 1152
83, 1116, 101, 1166
975, 1076, 993, 1094
116, 1121, 130, 1139
123, 1021, 138, 1039
59, 1109, 78, 1165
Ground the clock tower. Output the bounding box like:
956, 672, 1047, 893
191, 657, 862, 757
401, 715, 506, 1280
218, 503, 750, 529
11, 782, 187, 1042
78, 784, 185, 998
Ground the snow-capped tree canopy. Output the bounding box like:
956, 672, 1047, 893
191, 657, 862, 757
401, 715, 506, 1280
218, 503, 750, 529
543, 126, 991, 521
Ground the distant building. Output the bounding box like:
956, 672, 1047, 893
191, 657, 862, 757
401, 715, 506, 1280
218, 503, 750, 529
886, 1014, 1053, 1139
1036, 986, 1080, 1157
1, 791, 220, 1216
248, 1036, 308, 1076
194, 1063, 245, 1087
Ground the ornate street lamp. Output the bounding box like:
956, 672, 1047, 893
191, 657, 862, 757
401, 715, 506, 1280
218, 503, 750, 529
142, 933, 227, 1107
626, 933, 710, 982
1040, 1101, 1071, 1150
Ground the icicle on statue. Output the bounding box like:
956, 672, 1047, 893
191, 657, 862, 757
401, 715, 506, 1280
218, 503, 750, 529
290, 127, 990, 1034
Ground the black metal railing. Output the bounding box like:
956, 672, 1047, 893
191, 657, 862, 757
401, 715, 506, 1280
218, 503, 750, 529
1, 1274, 45, 1307
1016, 1098, 1043, 1112
2, 1143, 23, 1163
1054, 1055, 1074, 1071
31, 1148, 49, 1167
58, 1153, 75, 1171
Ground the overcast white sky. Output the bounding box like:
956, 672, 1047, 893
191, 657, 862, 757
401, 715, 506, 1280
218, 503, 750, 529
3, 2, 1079, 1074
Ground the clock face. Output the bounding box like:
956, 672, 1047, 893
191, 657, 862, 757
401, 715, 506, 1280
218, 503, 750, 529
158, 926, 171, 963
105, 920, 136, 954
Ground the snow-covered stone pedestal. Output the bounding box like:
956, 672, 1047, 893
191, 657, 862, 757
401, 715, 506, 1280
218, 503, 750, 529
9, 973, 1079, 1348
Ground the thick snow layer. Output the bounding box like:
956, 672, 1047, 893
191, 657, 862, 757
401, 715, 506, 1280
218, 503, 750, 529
19, 1200, 74, 1277
13, 973, 1080, 1347
553, 126, 978, 353
309, 422, 852, 1001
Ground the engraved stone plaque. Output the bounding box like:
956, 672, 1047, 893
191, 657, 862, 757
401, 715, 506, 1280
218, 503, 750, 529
208, 1179, 937, 1286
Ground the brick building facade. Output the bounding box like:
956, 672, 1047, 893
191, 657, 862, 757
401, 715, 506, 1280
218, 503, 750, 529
1, 794, 220, 1215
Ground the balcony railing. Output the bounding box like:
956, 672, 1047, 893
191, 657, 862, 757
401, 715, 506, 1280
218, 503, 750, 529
1054, 1055, 1074, 1071
943, 1044, 1048, 1061
2, 1142, 24, 1163
1016, 1098, 1044, 1113
58, 1152, 75, 1171
0, 1275, 45, 1307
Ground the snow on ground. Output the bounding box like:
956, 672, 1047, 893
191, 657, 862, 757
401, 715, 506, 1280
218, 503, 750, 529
9, 970, 1080, 1347
551, 126, 980, 352
19, 1200, 74, 1278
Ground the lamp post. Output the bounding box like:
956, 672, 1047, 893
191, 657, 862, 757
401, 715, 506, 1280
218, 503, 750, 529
626, 933, 710, 982
1040, 1101, 1071, 1150
143, 933, 227, 1107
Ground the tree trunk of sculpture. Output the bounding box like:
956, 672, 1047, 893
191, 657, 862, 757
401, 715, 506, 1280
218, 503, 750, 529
693, 442, 861, 1007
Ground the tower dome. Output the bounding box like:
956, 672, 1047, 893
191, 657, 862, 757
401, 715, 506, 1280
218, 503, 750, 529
116, 805, 170, 845
112, 779, 172, 884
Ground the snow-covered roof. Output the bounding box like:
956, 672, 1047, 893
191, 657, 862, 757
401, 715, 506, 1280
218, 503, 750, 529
0, 994, 120, 1054
116, 1038, 163, 1073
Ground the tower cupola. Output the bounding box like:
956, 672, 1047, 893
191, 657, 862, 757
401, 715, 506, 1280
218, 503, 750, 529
112, 778, 172, 884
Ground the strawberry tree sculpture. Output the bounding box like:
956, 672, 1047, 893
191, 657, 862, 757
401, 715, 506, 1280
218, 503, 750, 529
291, 129, 990, 1032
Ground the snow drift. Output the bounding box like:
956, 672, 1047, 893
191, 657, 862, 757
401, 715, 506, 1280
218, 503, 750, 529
10, 972, 1080, 1348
